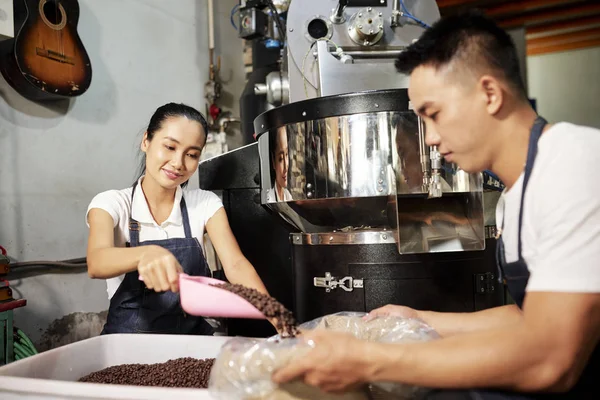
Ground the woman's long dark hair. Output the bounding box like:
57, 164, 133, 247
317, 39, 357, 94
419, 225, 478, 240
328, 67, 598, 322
134, 102, 209, 188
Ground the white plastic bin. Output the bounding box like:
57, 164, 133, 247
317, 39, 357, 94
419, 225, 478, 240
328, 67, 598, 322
0, 333, 233, 399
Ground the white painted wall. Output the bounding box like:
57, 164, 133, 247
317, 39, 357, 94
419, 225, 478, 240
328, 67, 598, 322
0, 0, 216, 345
527, 46, 600, 129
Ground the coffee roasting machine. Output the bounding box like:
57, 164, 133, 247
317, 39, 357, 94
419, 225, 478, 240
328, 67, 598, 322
199, 0, 505, 338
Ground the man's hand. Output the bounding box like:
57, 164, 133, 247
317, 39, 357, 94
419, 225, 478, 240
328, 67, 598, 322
365, 304, 419, 321
272, 330, 375, 393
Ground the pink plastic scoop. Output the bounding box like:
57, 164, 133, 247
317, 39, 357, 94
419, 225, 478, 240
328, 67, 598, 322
139, 273, 266, 319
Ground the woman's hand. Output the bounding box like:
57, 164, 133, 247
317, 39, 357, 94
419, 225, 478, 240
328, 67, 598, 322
137, 245, 183, 293
364, 304, 419, 321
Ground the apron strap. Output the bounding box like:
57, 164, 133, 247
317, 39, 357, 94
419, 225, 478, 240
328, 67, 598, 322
517, 116, 547, 258
129, 181, 141, 247
128, 180, 193, 245
180, 196, 193, 238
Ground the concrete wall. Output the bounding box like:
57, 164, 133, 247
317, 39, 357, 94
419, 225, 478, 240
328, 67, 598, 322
0, 0, 245, 349
527, 46, 600, 129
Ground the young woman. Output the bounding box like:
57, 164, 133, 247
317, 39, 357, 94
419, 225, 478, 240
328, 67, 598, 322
266, 127, 293, 202
86, 102, 270, 335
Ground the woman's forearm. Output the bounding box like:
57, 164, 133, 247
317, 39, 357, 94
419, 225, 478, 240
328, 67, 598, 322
224, 258, 270, 295
87, 246, 147, 279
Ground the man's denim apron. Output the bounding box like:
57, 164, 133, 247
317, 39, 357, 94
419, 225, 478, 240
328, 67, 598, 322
428, 117, 600, 399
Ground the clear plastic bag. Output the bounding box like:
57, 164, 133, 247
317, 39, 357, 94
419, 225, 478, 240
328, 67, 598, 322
208, 312, 439, 400
298, 311, 439, 343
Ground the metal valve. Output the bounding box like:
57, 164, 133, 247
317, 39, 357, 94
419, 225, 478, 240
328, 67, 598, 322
428, 146, 443, 198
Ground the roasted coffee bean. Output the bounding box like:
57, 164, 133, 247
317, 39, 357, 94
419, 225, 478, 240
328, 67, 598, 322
78, 357, 215, 388
212, 282, 300, 337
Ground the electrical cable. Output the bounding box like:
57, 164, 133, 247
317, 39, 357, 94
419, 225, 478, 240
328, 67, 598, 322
14, 341, 33, 358
9, 257, 87, 269
17, 329, 38, 354
265, 0, 286, 43
302, 38, 341, 98
302, 41, 318, 98
400, 0, 430, 28
11, 328, 39, 360
230, 4, 240, 30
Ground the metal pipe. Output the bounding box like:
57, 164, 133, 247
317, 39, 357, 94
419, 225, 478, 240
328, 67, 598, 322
341, 50, 405, 58
391, 0, 401, 28
208, 0, 215, 80
417, 116, 430, 191
428, 146, 443, 198
330, 0, 348, 24
218, 116, 241, 134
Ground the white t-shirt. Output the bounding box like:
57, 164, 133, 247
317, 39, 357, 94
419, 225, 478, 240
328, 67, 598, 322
496, 122, 600, 293
266, 187, 293, 202
86, 177, 223, 300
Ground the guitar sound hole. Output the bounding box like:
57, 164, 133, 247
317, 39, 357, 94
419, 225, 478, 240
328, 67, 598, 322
43, 1, 63, 26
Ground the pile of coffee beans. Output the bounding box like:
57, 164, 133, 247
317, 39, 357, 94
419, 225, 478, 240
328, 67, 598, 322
212, 282, 300, 337
78, 357, 215, 388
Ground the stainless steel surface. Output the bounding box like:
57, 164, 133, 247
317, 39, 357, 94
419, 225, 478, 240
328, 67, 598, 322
285, 0, 440, 102
348, 7, 385, 46
314, 272, 364, 293
428, 147, 443, 198
291, 229, 396, 245
417, 116, 430, 192
316, 41, 410, 97
261, 112, 399, 204
251, 0, 487, 254
390, 0, 401, 27
330, 1, 347, 24
305, 16, 334, 41
259, 105, 485, 248
341, 49, 404, 58
255, 71, 289, 106
393, 192, 485, 254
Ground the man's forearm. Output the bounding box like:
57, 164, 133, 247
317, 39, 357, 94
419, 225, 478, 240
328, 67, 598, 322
417, 304, 523, 337
369, 323, 558, 392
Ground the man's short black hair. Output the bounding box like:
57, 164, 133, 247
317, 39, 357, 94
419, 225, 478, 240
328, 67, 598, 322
396, 10, 527, 101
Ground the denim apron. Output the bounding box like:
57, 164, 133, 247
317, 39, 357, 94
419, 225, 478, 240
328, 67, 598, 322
101, 182, 214, 335
427, 117, 599, 399
495, 116, 600, 398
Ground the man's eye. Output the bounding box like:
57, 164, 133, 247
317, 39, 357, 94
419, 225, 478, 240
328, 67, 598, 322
187, 153, 199, 159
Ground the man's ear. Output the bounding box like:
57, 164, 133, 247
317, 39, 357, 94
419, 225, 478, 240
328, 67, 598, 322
479, 75, 504, 116
141, 131, 149, 152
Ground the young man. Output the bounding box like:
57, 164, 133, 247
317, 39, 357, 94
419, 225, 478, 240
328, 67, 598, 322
271, 11, 600, 399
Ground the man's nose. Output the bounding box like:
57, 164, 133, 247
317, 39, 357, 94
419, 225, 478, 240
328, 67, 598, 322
424, 123, 441, 147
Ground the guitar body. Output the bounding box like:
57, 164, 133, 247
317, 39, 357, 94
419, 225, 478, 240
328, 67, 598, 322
0, 0, 92, 101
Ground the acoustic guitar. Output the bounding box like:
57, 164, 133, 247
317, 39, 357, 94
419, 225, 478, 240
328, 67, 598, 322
0, 0, 92, 101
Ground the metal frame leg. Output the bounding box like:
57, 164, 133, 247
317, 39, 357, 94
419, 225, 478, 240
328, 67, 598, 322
0, 310, 14, 365
6, 309, 13, 363
0, 312, 5, 365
